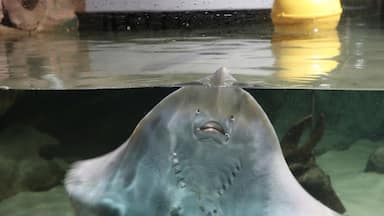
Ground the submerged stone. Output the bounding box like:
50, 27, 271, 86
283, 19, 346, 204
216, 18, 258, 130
0, 186, 74, 216
366, 146, 384, 173
0, 125, 65, 201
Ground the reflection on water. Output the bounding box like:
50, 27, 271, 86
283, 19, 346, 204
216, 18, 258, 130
271, 30, 341, 86
0, 35, 90, 89
0, 10, 383, 89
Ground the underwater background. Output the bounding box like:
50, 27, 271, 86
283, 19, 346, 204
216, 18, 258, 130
1, 2, 384, 216
0, 89, 384, 215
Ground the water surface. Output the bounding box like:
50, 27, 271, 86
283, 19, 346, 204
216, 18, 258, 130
0, 10, 383, 90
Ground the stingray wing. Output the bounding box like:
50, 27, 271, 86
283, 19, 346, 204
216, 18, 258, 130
64, 96, 179, 214
64, 142, 128, 204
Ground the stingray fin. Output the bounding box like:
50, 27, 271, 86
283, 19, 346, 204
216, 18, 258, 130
64, 143, 127, 204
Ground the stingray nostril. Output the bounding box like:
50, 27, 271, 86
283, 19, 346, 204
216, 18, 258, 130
218, 189, 224, 196
170, 207, 181, 216
222, 184, 227, 191
200, 206, 205, 212
224, 133, 230, 141
175, 169, 181, 175
227, 177, 233, 185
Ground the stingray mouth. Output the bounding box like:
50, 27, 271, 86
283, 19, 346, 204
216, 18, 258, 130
195, 121, 230, 144
199, 121, 226, 135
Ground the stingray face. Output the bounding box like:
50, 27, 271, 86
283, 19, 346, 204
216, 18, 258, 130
166, 87, 245, 151
192, 106, 234, 145
166, 86, 267, 150
164, 86, 276, 198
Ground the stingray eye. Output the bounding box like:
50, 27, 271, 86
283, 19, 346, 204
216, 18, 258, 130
196, 109, 200, 114
229, 115, 235, 121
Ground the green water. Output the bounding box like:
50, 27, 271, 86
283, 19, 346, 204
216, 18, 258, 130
0, 89, 383, 215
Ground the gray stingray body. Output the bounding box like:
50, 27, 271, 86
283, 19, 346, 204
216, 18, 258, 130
65, 68, 339, 216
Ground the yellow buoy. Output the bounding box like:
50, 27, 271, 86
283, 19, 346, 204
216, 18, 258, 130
272, 0, 343, 33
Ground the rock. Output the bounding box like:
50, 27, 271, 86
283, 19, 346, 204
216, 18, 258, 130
0, 157, 18, 199
0, 0, 4, 22
1, 0, 79, 32
17, 158, 64, 192
2, 0, 47, 31
281, 114, 346, 213
71, 0, 85, 12
0, 186, 75, 216
0, 125, 66, 201
298, 166, 346, 213
36, 0, 78, 32
365, 146, 384, 173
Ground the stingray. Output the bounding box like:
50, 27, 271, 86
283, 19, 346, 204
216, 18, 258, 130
65, 68, 339, 216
